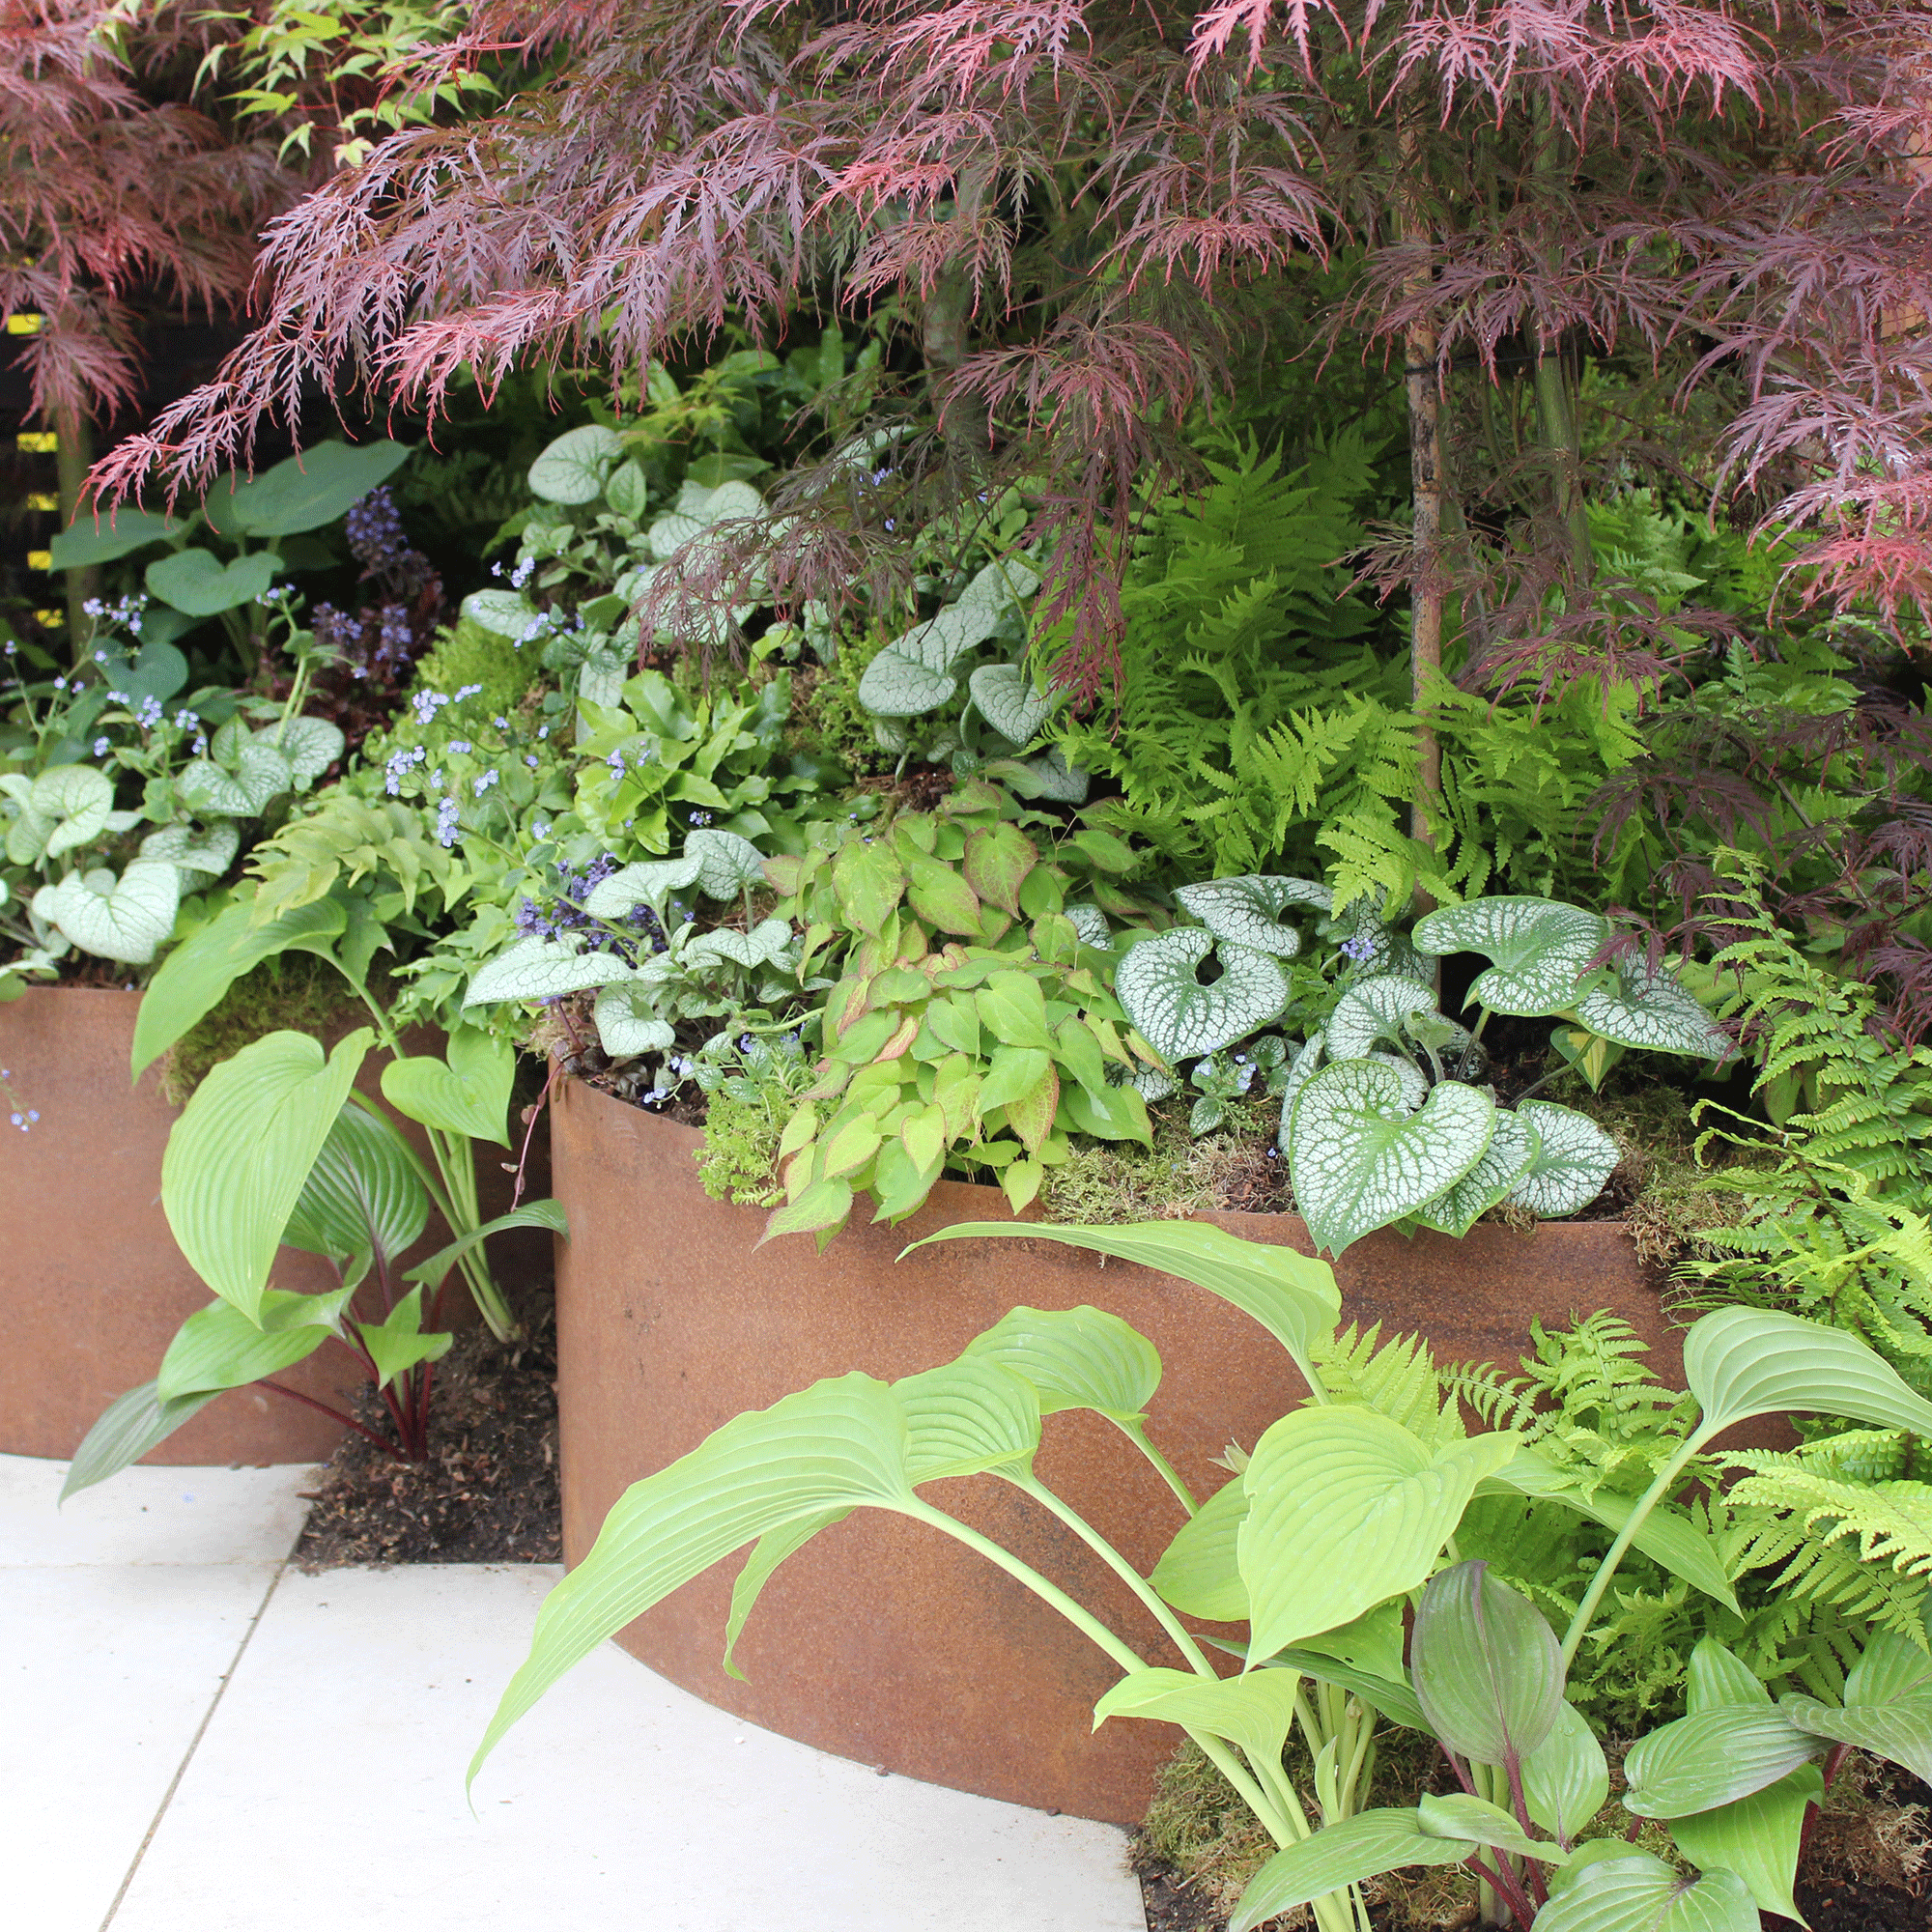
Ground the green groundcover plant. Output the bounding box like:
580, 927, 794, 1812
467, 1218, 1932, 1932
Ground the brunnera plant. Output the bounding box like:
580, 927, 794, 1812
94, 0, 1932, 708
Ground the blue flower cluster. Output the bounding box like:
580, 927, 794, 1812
513, 855, 668, 960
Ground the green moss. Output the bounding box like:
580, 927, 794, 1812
1039, 1098, 1286, 1225
160, 953, 375, 1104
694, 1086, 784, 1207
414, 615, 542, 719
785, 627, 895, 777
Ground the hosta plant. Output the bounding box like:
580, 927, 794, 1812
63, 1020, 566, 1496
469, 1218, 1932, 1932
1116, 883, 1732, 1254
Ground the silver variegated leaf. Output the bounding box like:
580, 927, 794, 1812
592, 981, 676, 1058
967, 664, 1052, 746
268, 717, 347, 785
857, 604, 999, 717
1130, 1065, 1176, 1102
1007, 748, 1090, 803
32, 763, 113, 858
1173, 876, 1326, 958
582, 855, 703, 920
1274, 1033, 1325, 1151
39, 860, 181, 965
1327, 973, 1441, 1059
1412, 896, 1608, 1016
1289, 1059, 1495, 1257
461, 589, 537, 638
1114, 928, 1290, 1063
1413, 1105, 1542, 1237
1505, 1099, 1619, 1218
688, 919, 794, 969
1065, 904, 1112, 948
955, 557, 1042, 611
1574, 960, 1732, 1060
140, 819, 241, 879
465, 937, 639, 1007
527, 423, 621, 504
685, 828, 767, 898
1338, 903, 1430, 984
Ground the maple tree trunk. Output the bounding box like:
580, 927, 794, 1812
53, 405, 99, 666
1400, 120, 1443, 861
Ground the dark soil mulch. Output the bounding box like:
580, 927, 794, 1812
1789, 1865, 1929, 1932
294, 1299, 561, 1570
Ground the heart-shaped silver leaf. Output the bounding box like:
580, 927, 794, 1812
1115, 929, 1290, 1064
1413, 896, 1608, 1015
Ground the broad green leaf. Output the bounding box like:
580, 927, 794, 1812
1412, 897, 1608, 1015
48, 507, 181, 568
210, 440, 412, 535
686, 827, 767, 898
402, 1200, 570, 1295
1290, 1061, 1494, 1257
857, 603, 1000, 715
162, 1029, 374, 1321
1114, 928, 1288, 1062
145, 547, 276, 616
977, 971, 1052, 1051
1240, 1411, 1520, 1660
722, 1510, 851, 1680
1094, 1666, 1304, 1775
1410, 1560, 1565, 1767
961, 823, 1037, 917
904, 1220, 1342, 1379
59, 1381, 219, 1500
1781, 1690, 1932, 1785
1414, 1107, 1541, 1238
1230, 1810, 1472, 1932
968, 663, 1052, 746
33, 764, 113, 858
592, 981, 675, 1057
1259, 1650, 1428, 1732
1575, 961, 1731, 1060
896, 1358, 1041, 1481
1325, 973, 1438, 1060
39, 861, 180, 965
1505, 1099, 1619, 1218
380, 1024, 515, 1146
527, 424, 621, 504
1173, 876, 1326, 959
832, 837, 905, 935
140, 819, 241, 881
355, 1286, 453, 1390
1522, 1702, 1611, 1841
1293, 1599, 1408, 1680
1152, 1476, 1249, 1621
1684, 1307, 1932, 1446
960, 1305, 1161, 1423
1620, 1707, 1822, 1818
130, 891, 347, 1077
465, 937, 639, 1006
282, 1100, 428, 1267
156, 1289, 349, 1402
1688, 1637, 1772, 1711
1847, 1628, 1932, 1704
1537, 1855, 1758, 1932
1416, 1791, 1564, 1862
762, 1176, 853, 1241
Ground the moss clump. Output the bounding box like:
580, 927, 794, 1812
694, 1086, 784, 1207
1039, 1099, 1289, 1225
412, 615, 543, 722
160, 952, 375, 1104
785, 627, 896, 777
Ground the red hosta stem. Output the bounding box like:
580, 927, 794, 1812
260, 1379, 402, 1457
512, 1059, 560, 1210
1463, 1853, 1534, 1927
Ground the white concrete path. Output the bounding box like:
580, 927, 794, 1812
1, 1453, 1144, 1932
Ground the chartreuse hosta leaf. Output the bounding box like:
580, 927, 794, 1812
1094, 1667, 1303, 1775
1325, 974, 1440, 1060
472, 1360, 1044, 1782
1239, 1410, 1519, 1661
960, 1305, 1161, 1425
35, 860, 180, 964
1288, 1060, 1495, 1257
903, 1220, 1342, 1386
1413, 1106, 1541, 1237
281, 1100, 429, 1269
1416, 1791, 1563, 1863
60, 1381, 220, 1501
382, 1024, 516, 1147
1230, 1810, 1475, 1932
1152, 1473, 1249, 1621
162, 1029, 373, 1323
1537, 1854, 1758, 1932
465, 936, 639, 1007
1173, 876, 1328, 958
1668, 1639, 1820, 1923
1504, 1099, 1619, 1218
1114, 927, 1289, 1062
1576, 959, 1732, 1061
1781, 1628, 1932, 1783
1410, 1561, 1564, 1769
356, 1286, 453, 1391
1412, 896, 1609, 1015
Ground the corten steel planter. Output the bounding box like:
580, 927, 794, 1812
553, 1075, 1692, 1826
0, 986, 550, 1465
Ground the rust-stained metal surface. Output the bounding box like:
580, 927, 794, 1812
552, 1076, 1686, 1826
0, 988, 548, 1465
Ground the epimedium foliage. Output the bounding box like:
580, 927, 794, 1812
93, 0, 1932, 699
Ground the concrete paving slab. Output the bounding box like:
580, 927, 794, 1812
2, 1560, 282, 1932
109, 1564, 1147, 1932
0, 1454, 320, 1568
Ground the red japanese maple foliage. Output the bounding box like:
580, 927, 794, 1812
90, 0, 1932, 692
0, 1, 294, 431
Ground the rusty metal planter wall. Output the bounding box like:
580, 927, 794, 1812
552, 1073, 1687, 1827
0, 987, 548, 1466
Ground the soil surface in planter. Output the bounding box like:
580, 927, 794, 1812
295, 1299, 561, 1570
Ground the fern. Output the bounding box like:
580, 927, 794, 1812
1311, 1323, 1460, 1447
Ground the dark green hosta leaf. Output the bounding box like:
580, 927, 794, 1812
1683, 1307, 1932, 1446
209, 439, 412, 535
1230, 1811, 1473, 1932
1172, 876, 1327, 959
1412, 896, 1608, 1015
282, 1099, 429, 1269
1538, 1854, 1758, 1932
1414, 1106, 1541, 1238
1114, 927, 1289, 1062
60, 1380, 219, 1500
1621, 1706, 1822, 1818
1503, 1099, 1619, 1218
1411, 1561, 1565, 1768
1240, 1414, 1520, 1661
49, 506, 181, 568
1575, 960, 1731, 1061
1289, 1060, 1494, 1257
145, 547, 277, 617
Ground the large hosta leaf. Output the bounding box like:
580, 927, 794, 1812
1538, 1855, 1758, 1932
1522, 1703, 1611, 1841
60, 1380, 219, 1501
1413, 896, 1608, 1015
1410, 1561, 1564, 1768
1288, 1060, 1495, 1256
1230, 1811, 1474, 1932
1414, 1107, 1541, 1237
1326, 973, 1441, 1060
1239, 1407, 1520, 1660
960, 1304, 1161, 1424
1504, 1099, 1618, 1218
1094, 1666, 1303, 1775
1620, 1707, 1823, 1818
156, 1288, 350, 1402
465, 937, 639, 1006
1152, 1475, 1250, 1621
1114, 928, 1288, 1062
38, 860, 180, 965
282, 1100, 429, 1268
381, 1024, 516, 1146
1173, 876, 1327, 959
1575, 961, 1732, 1060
